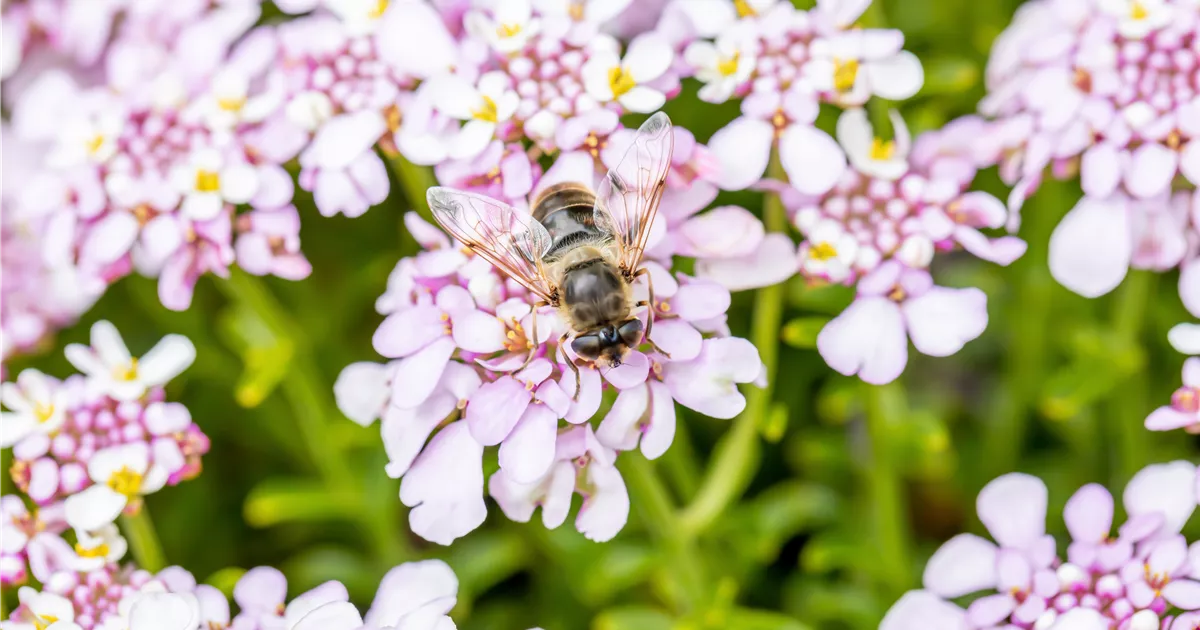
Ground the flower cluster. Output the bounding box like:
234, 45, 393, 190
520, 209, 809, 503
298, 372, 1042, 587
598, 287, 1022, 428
1, 321, 207, 541
671, 0, 1024, 383
2, 536, 503, 630
335, 210, 763, 545
975, 0, 1199, 307
882, 461, 1200, 630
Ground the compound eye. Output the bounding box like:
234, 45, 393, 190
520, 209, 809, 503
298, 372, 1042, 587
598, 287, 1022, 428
617, 319, 644, 348
571, 334, 602, 360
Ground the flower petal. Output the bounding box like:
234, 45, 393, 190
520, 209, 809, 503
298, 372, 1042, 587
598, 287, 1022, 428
498, 405, 558, 484
708, 117, 773, 191
780, 124, 846, 195
816, 297, 907, 385
922, 533, 998, 598
977, 472, 1047, 550
901, 286, 987, 358
1048, 196, 1131, 298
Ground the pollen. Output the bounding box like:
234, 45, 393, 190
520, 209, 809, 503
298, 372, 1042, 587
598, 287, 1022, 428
112, 358, 139, 382
75, 542, 111, 558
195, 169, 221, 193
607, 66, 636, 98
733, 0, 756, 18
496, 22, 523, 38
33, 615, 59, 630
1173, 387, 1200, 412
568, 0, 585, 20
369, 0, 389, 19
808, 242, 839, 261
471, 95, 499, 123
887, 285, 907, 302
833, 58, 859, 93
658, 301, 671, 313
217, 96, 246, 112
716, 52, 741, 77
385, 103, 403, 133
33, 403, 55, 424
1167, 130, 1183, 150
86, 134, 106, 156
106, 466, 144, 497
870, 137, 896, 160
1130, 0, 1148, 19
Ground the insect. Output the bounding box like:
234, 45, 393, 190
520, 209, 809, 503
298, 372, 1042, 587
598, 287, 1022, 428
426, 111, 674, 395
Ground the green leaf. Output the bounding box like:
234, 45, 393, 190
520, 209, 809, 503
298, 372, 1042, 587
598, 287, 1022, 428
780, 317, 830, 349
243, 477, 357, 527
203, 567, 246, 598
449, 531, 530, 601
721, 608, 811, 630
919, 57, 981, 95
592, 606, 675, 630
280, 546, 379, 600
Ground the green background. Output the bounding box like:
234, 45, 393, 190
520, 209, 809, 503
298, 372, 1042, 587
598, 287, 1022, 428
2, 0, 1194, 628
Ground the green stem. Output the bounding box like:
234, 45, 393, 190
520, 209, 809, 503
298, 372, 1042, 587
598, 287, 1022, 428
678, 154, 787, 537
620, 454, 707, 613
121, 507, 166, 573
863, 383, 913, 597
1110, 271, 1155, 483
658, 419, 701, 502
222, 272, 407, 563
980, 182, 1063, 481
387, 153, 438, 221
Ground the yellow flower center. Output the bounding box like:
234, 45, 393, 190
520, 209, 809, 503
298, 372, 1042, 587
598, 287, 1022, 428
471, 95, 499, 123
1130, 0, 1148, 19
75, 541, 111, 558
733, 0, 756, 18
217, 96, 246, 112
716, 52, 741, 77
34, 403, 56, 424
568, 0, 585, 20
870, 138, 897, 160
496, 23, 522, 38
106, 466, 144, 497
369, 0, 389, 19
887, 285, 906, 302
33, 615, 59, 630
607, 66, 636, 98
808, 242, 838, 261
112, 357, 139, 382
195, 170, 221, 193
86, 134, 106, 156
833, 58, 859, 93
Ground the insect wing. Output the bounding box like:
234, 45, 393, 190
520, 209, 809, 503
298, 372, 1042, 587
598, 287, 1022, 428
427, 187, 556, 302
593, 111, 673, 272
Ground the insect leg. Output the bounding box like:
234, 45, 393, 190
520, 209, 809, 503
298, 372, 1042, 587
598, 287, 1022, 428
559, 332, 582, 400
634, 267, 672, 359
521, 301, 548, 369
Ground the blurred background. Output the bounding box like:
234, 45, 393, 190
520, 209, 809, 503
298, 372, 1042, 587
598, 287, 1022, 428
1, 0, 1194, 628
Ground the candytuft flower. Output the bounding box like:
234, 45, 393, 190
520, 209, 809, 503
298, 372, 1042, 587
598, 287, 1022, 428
582, 34, 673, 112
64, 321, 195, 402
64, 443, 170, 532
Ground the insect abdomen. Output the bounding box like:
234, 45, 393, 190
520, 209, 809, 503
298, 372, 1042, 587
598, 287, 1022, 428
533, 183, 603, 259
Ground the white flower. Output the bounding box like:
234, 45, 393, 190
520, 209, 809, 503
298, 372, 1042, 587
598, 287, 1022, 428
801, 220, 859, 283
49, 107, 125, 168
427, 71, 519, 160
169, 148, 259, 220
836, 107, 911, 180
1, 369, 68, 447
465, 0, 541, 54
684, 28, 757, 103
191, 69, 281, 130
65, 321, 196, 402
533, 0, 632, 23
805, 31, 924, 106
71, 524, 129, 572
4, 587, 79, 630
731, 0, 780, 17
65, 443, 169, 532
1097, 0, 1173, 39
128, 592, 201, 630
285, 91, 335, 131
582, 34, 673, 113
328, 0, 394, 35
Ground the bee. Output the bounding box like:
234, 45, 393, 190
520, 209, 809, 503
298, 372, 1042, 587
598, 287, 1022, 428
426, 111, 674, 394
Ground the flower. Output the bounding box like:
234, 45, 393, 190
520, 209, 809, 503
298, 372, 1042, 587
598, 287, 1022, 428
817, 262, 988, 385
427, 72, 521, 160
884, 461, 1200, 630
64, 443, 170, 531
297, 111, 390, 219
684, 26, 757, 103
3, 587, 80, 630
64, 321, 196, 402
1, 370, 68, 447
582, 33, 673, 112
71, 524, 128, 573
465, 0, 542, 54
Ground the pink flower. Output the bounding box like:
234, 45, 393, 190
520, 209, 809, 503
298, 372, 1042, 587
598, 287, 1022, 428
817, 262, 988, 385
1147, 358, 1200, 432
298, 111, 389, 218
399, 421, 487, 546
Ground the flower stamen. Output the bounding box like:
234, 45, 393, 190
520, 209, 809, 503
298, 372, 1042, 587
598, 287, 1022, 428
112, 358, 139, 382
195, 170, 221, 193
607, 66, 636, 98
870, 138, 896, 160
471, 95, 499, 123
717, 52, 741, 77
808, 242, 839, 261
833, 58, 859, 92
106, 466, 144, 497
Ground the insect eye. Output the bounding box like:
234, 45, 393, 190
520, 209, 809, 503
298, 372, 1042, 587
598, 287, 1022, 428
617, 319, 644, 348
571, 334, 602, 360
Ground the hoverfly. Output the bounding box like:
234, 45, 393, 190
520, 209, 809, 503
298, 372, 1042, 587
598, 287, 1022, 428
426, 111, 674, 395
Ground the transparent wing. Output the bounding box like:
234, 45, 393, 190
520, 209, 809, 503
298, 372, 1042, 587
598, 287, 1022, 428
427, 187, 556, 303
593, 111, 674, 273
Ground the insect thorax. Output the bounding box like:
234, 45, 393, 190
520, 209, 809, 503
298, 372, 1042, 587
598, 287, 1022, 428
559, 257, 631, 332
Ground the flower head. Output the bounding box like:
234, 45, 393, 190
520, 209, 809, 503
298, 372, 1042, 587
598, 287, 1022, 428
64, 321, 195, 403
